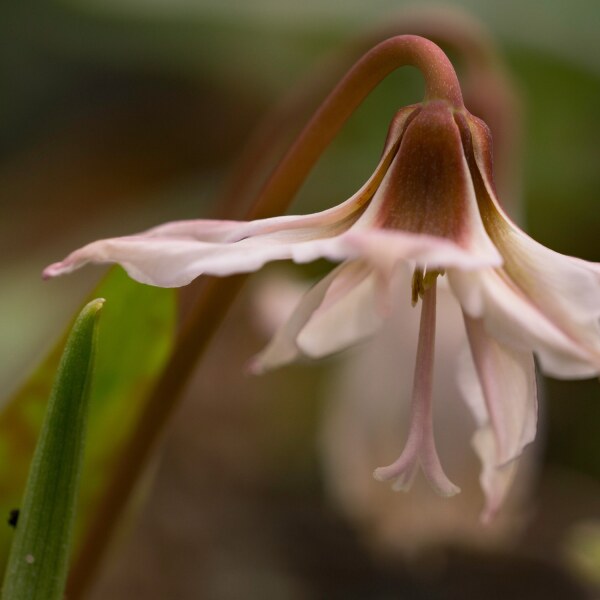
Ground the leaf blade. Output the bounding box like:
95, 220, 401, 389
0, 268, 176, 576
1, 298, 104, 600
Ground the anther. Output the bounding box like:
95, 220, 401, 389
411, 267, 445, 306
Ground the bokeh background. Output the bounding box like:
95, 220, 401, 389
1, 0, 599, 598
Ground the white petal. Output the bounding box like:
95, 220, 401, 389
450, 268, 600, 378
472, 425, 521, 524
460, 315, 537, 466
250, 261, 373, 372
43, 227, 361, 288
297, 264, 384, 358
496, 231, 600, 368
447, 269, 485, 319
468, 115, 600, 375
457, 317, 536, 521
248, 267, 337, 374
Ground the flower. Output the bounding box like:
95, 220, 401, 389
44, 91, 600, 519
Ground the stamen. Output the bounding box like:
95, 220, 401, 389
411, 268, 425, 306
411, 267, 445, 306
374, 280, 460, 497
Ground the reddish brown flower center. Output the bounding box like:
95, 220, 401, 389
377, 101, 472, 246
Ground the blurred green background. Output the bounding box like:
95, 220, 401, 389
0, 0, 598, 598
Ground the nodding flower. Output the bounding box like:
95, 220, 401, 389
44, 36, 600, 521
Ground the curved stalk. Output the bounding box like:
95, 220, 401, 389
248, 35, 462, 222
219, 8, 519, 219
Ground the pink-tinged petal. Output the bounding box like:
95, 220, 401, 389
492, 232, 600, 369
460, 315, 537, 466
43, 225, 365, 288
250, 260, 379, 372
472, 426, 520, 524
467, 115, 600, 373
343, 229, 501, 279
456, 320, 536, 521
297, 263, 384, 359
450, 268, 600, 378
446, 269, 485, 316
249, 264, 348, 374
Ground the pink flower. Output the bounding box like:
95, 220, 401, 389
44, 50, 600, 519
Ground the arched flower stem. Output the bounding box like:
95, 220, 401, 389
219, 11, 514, 219
250, 35, 463, 221
67, 36, 463, 597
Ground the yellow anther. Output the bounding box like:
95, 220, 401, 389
411, 268, 424, 306
411, 267, 444, 306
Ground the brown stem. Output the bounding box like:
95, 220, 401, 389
219, 9, 519, 220
248, 35, 462, 222
219, 28, 470, 218
67, 35, 463, 598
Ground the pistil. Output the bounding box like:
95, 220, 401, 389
374, 279, 460, 496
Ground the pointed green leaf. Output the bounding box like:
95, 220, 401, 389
1, 299, 104, 600
0, 268, 176, 576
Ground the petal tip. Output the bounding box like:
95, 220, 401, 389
42, 262, 64, 280
479, 504, 498, 525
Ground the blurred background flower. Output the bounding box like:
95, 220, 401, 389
1, 0, 599, 598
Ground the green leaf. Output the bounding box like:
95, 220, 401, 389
1, 298, 104, 600
0, 268, 176, 577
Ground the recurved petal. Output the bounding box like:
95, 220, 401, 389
472, 425, 521, 524
491, 229, 600, 372
468, 114, 600, 375
457, 320, 536, 521
249, 263, 353, 373
42, 223, 365, 288
450, 268, 599, 378
460, 315, 537, 466
251, 260, 386, 372
297, 263, 384, 358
